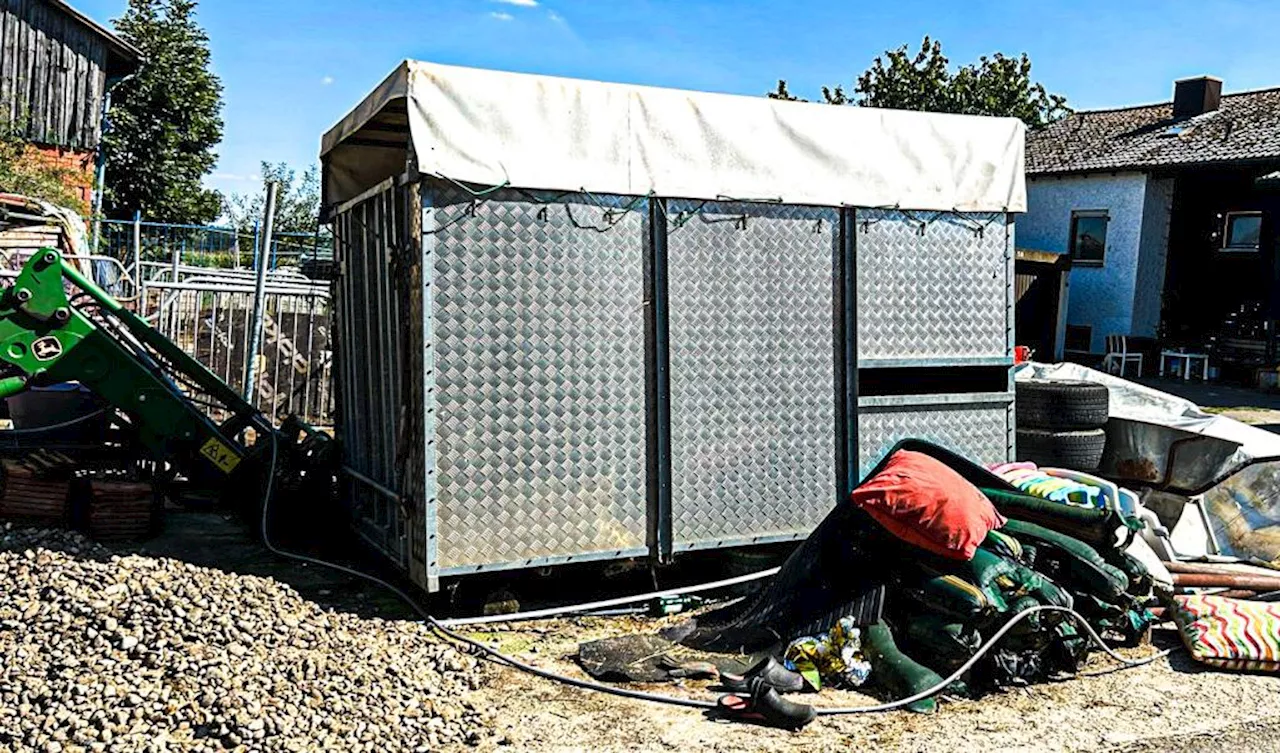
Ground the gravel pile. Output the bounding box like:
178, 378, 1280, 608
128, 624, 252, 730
0, 525, 494, 752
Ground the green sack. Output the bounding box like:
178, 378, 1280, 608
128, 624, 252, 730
906, 573, 997, 621
1002, 519, 1129, 599
904, 613, 983, 668
983, 529, 1025, 561
982, 487, 1119, 547
864, 622, 949, 714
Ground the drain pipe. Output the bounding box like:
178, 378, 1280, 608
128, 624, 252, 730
90, 73, 136, 251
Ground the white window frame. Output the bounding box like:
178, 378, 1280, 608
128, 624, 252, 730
1069, 209, 1109, 267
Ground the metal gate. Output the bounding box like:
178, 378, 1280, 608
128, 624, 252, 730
331, 180, 406, 566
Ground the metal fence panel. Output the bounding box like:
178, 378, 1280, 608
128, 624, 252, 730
425, 185, 649, 573
665, 201, 839, 551
146, 279, 333, 426
857, 211, 1010, 366
857, 393, 1015, 480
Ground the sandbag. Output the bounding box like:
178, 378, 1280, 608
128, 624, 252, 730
982, 487, 1119, 547
863, 622, 949, 713
903, 614, 982, 670
905, 573, 997, 621
1002, 519, 1129, 599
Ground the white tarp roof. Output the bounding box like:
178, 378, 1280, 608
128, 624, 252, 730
321, 60, 1027, 213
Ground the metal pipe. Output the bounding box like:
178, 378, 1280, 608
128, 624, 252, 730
1172, 572, 1280, 591
131, 210, 142, 296
343, 465, 401, 502
244, 182, 279, 403
1165, 561, 1279, 577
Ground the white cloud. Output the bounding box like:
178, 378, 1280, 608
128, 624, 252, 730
211, 172, 256, 182
489, 10, 514, 20
548, 10, 564, 23
493, 0, 538, 6
321, 75, 335, 86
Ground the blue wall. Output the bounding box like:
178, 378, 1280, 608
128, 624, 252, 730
1020, 172, 1154, 353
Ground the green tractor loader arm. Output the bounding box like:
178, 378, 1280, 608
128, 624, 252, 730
0, 248, 327, 487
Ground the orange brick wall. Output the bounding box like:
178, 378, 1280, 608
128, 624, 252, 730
27, 145, 96, 209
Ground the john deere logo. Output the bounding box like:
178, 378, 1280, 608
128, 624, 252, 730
32, 337, 62, 362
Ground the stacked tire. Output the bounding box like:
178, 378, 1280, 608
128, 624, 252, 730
1015, 380, 1110, 472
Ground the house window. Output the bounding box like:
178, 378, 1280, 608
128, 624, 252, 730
1069, 211, 1109, 266
1065, 324, 1093, 353
1223, 212, 1263, 252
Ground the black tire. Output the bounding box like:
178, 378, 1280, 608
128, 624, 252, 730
1016, 379, 1110, 431
1016, 428, 1106, 472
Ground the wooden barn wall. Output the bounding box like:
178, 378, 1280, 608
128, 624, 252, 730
0, 0, 109, 151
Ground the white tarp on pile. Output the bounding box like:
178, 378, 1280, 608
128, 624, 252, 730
321, 61, 1027, 213
1017, 362, 1280, 463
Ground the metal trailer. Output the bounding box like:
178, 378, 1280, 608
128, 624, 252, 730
323, 63, 1020, 592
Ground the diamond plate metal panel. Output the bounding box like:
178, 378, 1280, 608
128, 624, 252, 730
426, 186, 649, 569
858, 211, 1010, 363
857, 395, 1014, 480
666, 201, 839, 549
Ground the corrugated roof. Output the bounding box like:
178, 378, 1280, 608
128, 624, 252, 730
1027, 86, 1280, 175
43, 0, 142, 74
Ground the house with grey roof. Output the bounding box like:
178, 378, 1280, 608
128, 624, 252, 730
1019, 76, 1280, 378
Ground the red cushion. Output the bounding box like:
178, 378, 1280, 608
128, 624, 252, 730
850, 450, 1006, 561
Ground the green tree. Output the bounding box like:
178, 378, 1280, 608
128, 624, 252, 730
103, 0, 223, 223
223, 162, 323, 237
771, 37, 1069, 129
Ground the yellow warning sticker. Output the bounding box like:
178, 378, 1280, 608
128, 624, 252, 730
199, 437, 241, 474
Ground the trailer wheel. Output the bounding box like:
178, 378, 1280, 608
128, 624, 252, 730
1016, 379, 1110, 431
1016, 428, 1106, 472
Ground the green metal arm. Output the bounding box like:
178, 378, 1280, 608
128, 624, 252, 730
0, 249, 267, 479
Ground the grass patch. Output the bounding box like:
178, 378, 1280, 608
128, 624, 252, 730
461, 631, 535, 654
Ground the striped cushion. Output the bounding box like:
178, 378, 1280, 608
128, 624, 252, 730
1171, 594, 1280, 672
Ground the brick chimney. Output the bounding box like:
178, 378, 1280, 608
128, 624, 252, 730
1173, 76, 1223, 118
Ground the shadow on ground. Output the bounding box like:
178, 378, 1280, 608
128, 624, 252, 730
1139, 377, 1280, 412
129, 510, 421, 620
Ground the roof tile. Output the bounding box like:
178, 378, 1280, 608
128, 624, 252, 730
1027, 87, 1280, 175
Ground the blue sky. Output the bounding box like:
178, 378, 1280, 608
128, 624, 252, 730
76, 0, 1280, 200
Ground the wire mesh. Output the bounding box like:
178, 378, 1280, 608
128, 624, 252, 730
89, 216, 335, 427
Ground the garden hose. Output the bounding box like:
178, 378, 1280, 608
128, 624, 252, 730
257, 431, 1174, 719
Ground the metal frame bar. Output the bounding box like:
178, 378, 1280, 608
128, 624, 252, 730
858, 391, 1014, 409
646, 198, 673, 563
836, 207, 859, 499
1005, 213, 1018, 461
438, 547, 652, 577
420, 185, 442, 590
673, 531, 811, 554
858, 356, 1014, 369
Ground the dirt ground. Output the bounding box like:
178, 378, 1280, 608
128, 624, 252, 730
1139, 377, 1280, 429
121, 512, 1280, 751
464, 616, 1280, 753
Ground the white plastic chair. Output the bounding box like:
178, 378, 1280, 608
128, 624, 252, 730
1102, 335, 1143, 377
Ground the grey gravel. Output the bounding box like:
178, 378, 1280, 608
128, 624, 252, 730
0, 525, 494, 752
